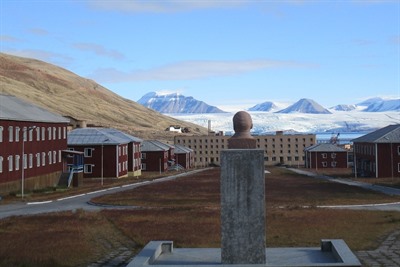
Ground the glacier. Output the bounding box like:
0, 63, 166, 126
168, 110, 400, 135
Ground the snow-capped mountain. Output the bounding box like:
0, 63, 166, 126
137, 92, 225, 114
358, 98, 400, 112
275, 98, 331, 114
248, 101, 277, 112
330, 104, 357, 111
357, 97, 384, 107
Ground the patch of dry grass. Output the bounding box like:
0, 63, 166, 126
1, 167, 400, 266
0, 210, 137, 267
102, 208, 221, 248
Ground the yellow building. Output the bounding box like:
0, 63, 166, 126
174, 131, 316, 167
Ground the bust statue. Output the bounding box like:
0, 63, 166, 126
228, 111, 256, 149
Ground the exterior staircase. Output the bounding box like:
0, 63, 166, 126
58, 172, 70, 187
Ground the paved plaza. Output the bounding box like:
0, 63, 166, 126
356, 230, 400, 267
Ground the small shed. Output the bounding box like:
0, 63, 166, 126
174, 144, 194, 169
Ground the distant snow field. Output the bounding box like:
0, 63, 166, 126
168, 111, 400, 134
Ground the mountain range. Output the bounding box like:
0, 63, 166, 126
138, 92, 400, 114
137, 92, 225, 113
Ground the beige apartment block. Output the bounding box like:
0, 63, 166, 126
174, 131, 316, 168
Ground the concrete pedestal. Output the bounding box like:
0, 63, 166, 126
220, 149, 266, 264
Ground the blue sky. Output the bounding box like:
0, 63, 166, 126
1, 0, 399, 112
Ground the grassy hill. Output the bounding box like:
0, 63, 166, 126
0, 53, 207, 140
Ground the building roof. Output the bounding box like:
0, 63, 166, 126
0, 94, 69, 123
141, 140, 170, 152
352, 124, 400, 143
304, 143, 347, 152
174, 144, 193, 154
68, 127, 142, 145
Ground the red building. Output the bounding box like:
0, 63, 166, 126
0, 95, 70, 194
67, 128, 142, 179
304, 143, 348, 169
174, 144, 194, 169
140, 140, 172, 172
353, 124, 400, 178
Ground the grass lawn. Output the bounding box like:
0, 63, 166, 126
0, 167, 399, 266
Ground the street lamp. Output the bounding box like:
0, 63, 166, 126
21, 126, 36, 199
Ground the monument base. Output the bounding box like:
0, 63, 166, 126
127, 240, 361, 267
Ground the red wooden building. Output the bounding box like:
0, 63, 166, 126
353, 124, 400, 178
304, 143, 348, 169
0, 94, 70, 194
67, 128, 142, 179
140, 140, 173, 172
174, 144, 194, 169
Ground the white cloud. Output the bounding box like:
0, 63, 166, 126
0, 35, 23, 42
3, 49, 73, 65
28, 28, 49, 36
86, 0, 248, 13
72, 43, 125, 60
89, 59, 315, 83
390, 35, 400, 45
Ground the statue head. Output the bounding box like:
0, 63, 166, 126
232, 111, 253, 137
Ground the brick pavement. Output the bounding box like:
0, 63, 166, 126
356, 230, 400, 267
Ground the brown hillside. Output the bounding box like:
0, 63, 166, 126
0, 53, 207, 141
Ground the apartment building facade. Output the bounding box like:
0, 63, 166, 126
174, 131, 316, 167
0, 94, 69, 194
353, 124, 400, 178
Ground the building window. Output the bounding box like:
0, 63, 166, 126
398, 163, 400, 172
141, 153, 146, 159
42, 152, 46, 166
36, 127, 40, 141
16, 127, 20, 142
63, 127, 67, 139
42, 127, 45, 141
53, 127, 56, 140
0, 126, 3, 143
8, 126, 13, 142
84, 164, 93, 173
141, 163, 146, 170
29, 154, 33, 168
15, 155, 20, 171
331, 153, 336, 159
23, 154, 27, 169
29, 128, 33, 141
398, 146, 400, 155
0, 156, 2, 173
36, 153, 40, 167
322, 153, 327, 159
48, 152, 52, 165
48, 127, 52, 140
322, 162, 327, 167
58, 127, 61, 139
331, 162, 337, 167
53, 151, 57, 164
84, 148, 93, 157
8, 155, 13, 171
